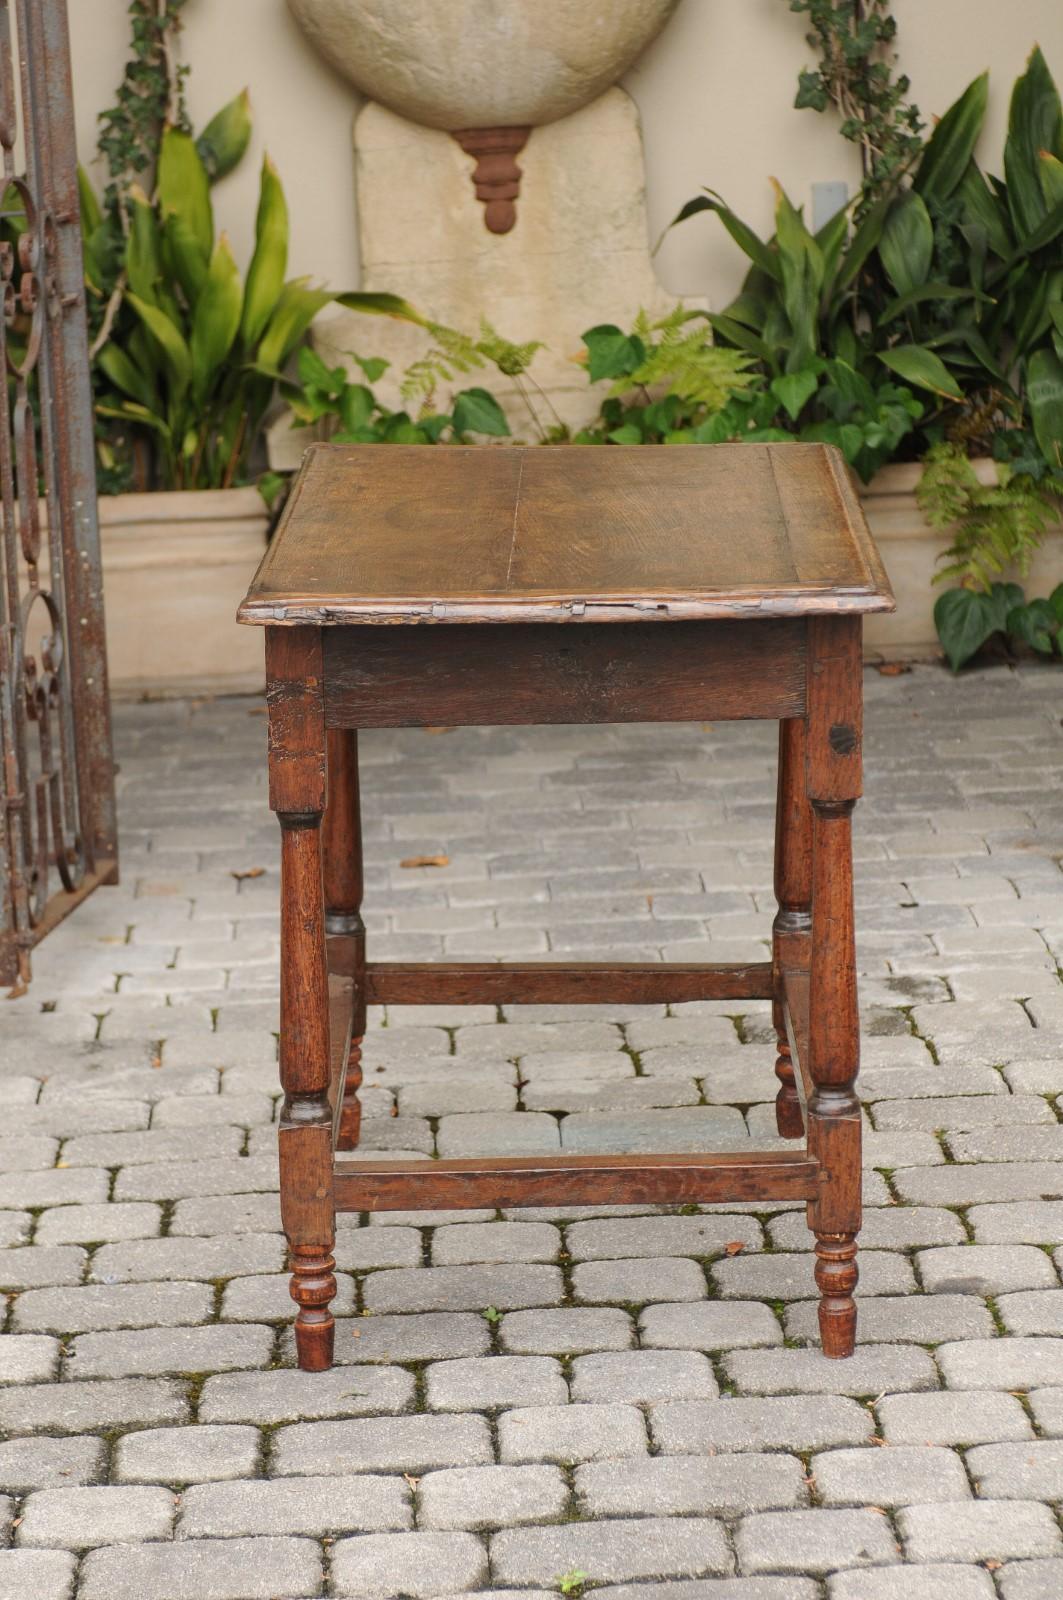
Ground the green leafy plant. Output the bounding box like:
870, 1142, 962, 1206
918, 441, 1063, 590
87, 119, 342, 490
934, 579, 1063, 670
790, 0, 923, 203
555, 1571, 589, 1598
290, 344, 510, 445
573, 308, 760, 444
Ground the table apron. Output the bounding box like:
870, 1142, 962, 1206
322, 619, 806, 729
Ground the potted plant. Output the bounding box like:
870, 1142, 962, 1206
663, 11, 1063, 665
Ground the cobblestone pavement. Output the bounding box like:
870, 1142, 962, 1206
0, 663, 1061, 1599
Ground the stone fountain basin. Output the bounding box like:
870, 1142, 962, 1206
286, 0, 678, 129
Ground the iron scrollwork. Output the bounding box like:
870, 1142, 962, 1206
0, 0, 117, 988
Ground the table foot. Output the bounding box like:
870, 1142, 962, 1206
290, 1246, 337, 1371
336, 1037, 363, 1150
814, 1231, 858, 1358
773, 1039, 804, 1139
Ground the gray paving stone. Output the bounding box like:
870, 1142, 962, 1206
363, 1262, 562, 1314
0, 1378, 188, 1436
813, 1444, 970, 1506
576, 1452, 807, 1517
997, 1289, 1063, 1336
917, 1244, 1058, 1296
18, 1484, 174, 1548
36, 1202, 160, 1245
827, 1566, 996, 1600
641, 1300, 783, 1350
425, 1355, 566, 1411
65, 1323, 274, 1379
871, 1095, 1053, 1131
726, 1343, 938, 1396
331, 1530, 488, 1598
152, 1091, 275, 1127
178, 1472, 409, 1536
0, 1168, 107, 1209
418, 1464, 568, 1530
490, 1517, 733, 1584
0, 1551, 76, 1600
0, 1334, 59, 1384
273, 1413, 492, 1476
77, 1536, 322, 1600
560, 1106, 748, 1152
573, 1256, 708, 1304
969, 1202, 1063, 1245
898, 1500, 1063, 1562
169, 1192, 281, 1236
455, 1022, 622, 1058
114, 1424, 260, 1484
937, 1337, 1063, 1390
13, 1280, 212, 1334
0, 1434, 102, 1492
398, 1080, 518, 1116
0, 1246, 86, 1290
567, 1213, 762, 1260
436, 1112, 560, 1155
736, 1508, 899, 1574
498, 1402, 647, 1464
786, 1292, 994, 1347
596, 1585, 819, 1600
651, 1396, 874, 1455
769, 1206, 965, 1250
894, 1163, 1063, 1206
500, 1306, 634, 1354
220, 1270, 356, 1323
331, 1310, 490, 1366
0, 1213, 29, 1247
878, 1389, 1033, 1445
967, 1438, 1063, 1499
333, 1225, 423, 1271
571, 1349, 718, 1404
61, 1125, 241, 1168
90, 1232, 285, 1284
430, 1221, 561, 1265
999, 1559, 1063, 1599
199, 1365, 415, 1423
714, 1247, 916, 1301
112, 1153, 277, 1202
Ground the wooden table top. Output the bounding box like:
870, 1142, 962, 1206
239, 442, 894, 626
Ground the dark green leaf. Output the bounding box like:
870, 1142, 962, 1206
581, 325, 646, 383
879, 191, 934, 296
934, 587, 999, 670
1005, 45, 1063, 239
196, 90, 252, 182
1007, 598, 1059, 653
771, 368, 819, 421
607, 423, 644, 445
877, 345, 964, 400
915, 73, 989, 204
1027, 347, 1063, 468
451, 386, 510, 437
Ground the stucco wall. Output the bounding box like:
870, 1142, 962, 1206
70, 0, 1062, 313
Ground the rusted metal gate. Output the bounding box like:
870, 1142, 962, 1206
0, 0, 117, 988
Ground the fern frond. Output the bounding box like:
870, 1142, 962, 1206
476, 319, 544, 377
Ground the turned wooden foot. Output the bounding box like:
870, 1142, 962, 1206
336, 1036, 363, 1150
815, 1231, 858, 1358
291, 1245, 337, 1371
774, 1038, 804, 1139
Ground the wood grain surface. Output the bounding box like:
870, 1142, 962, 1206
239, 443, 894, 625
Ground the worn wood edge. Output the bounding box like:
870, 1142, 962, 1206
333, 1149, 821, 1211
352, 960, 776, 1004
238, 587, 897, 626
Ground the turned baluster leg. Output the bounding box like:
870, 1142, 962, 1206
268, 627, 337, 1372
772, 718, 812, 1138
805, 616, 862, 1359
324, 729, 365, 1150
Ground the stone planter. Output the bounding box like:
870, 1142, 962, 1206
860, 458, 1063, 660
97, 489, 268, 697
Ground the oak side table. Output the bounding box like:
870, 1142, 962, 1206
238, 442, 894, 1371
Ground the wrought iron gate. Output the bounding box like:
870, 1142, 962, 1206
0, 0, 117, 988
